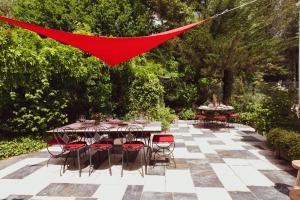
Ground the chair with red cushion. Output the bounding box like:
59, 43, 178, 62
227, 113, 240, 127
60, 130, 87, 177
121, 126, 146, 177
88, 127, 113, 176
212, 115, 228, 127
152, 134, 176, 168
195, 114, 208, 127
46, 130, 78, 167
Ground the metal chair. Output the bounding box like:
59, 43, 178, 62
88, 127, 113, 176
60, 129, 87, 177
121, 126, 146, 177
152, 134, 176, 168
227, 113, 240, 127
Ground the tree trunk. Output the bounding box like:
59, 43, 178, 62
222, 68, 234, 104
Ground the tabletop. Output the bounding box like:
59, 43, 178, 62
198, 105, 234, 111
47, 120, 162, 133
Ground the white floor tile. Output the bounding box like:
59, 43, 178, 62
230, 165, 274, 186
195, 187, 232, 200
165, 169, 195, 193
211, 163, 249, 191
196, 140, 217, 154
248, 159, 280, 170
223, 158, 249, 166
93, 184, 127, 199
143, 175, 166, 192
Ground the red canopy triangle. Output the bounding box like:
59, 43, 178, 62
0, 16, 208, 66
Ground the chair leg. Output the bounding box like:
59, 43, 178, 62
121, 150, 124, 177
77, 150, 81, 177
140, 149, 144, 177
47, 156, 52, 167
126, 151, 129, 166
143, 147, 148, 175
89, 148, 93, 176
61, 151, 70, 176
108, 149, 112, 176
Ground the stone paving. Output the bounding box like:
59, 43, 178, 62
0, 121, 296, 200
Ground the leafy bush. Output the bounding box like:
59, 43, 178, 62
0, 134, 47, 160
267, 128, 300, 160
150, 106, 177, 131
178, 108, 195, 120
237, 94, 271, 134
0, 28, 112, 133
260, 83, 299, 132
234, 82, 300, 134
126, 61, 164, 117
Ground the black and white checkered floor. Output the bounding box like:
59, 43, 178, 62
0, 121, 296, 200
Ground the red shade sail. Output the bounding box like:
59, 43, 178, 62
0, 16, 209, 66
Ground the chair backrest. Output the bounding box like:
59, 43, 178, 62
123, 125, 143, 143
61, 127, 76, 144
94, 126, 110, 143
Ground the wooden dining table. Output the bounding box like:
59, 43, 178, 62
47, 119, 162, 174
47, 119, 162, 133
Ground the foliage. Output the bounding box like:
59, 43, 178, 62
178, 108, 196, 120
0, 134, 47, 160
267, 128, 300, 161
235, 93, 271, 134
232, 81, 300, 134
0, 27, 111, 133
150, 106, 177, 131
260, 82, 300, 132
126, 61, 164, 117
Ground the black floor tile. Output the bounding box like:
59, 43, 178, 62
207, 140, 225, 145
205, 153, 224, 163
192, 133, 216, 138
186, 146, 201, 153
37, 183, 99, 197
122, 185, 144, 200
216, 150, 259, 159
249, 186, 289, 200
173, 192, 197, 200
229, 191, 258, 200
3, 195, 32, 200
3, 163, 45, 179
141, 192, 173, 200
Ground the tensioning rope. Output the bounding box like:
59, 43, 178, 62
210, 0, 260, 19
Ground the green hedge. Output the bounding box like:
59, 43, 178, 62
267, 128, 300, 161
0, 134, 47, 160
178, 108, 196, 120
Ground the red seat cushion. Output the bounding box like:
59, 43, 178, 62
91, 141, 113, 149
47, 136, 77, 145
196, 114, 207, 119
63, 141, 86, 150
228, 113, 240, 118
47, 138, 65, 145
122, 141, 144, 149
153, 134, 174, 143
213, 115, 226, 120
